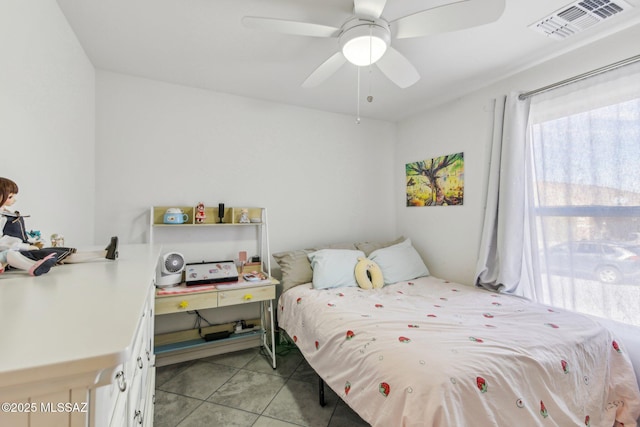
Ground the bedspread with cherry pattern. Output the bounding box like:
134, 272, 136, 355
278, 276, 640, 427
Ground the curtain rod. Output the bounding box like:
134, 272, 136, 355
518, 53, 640, 100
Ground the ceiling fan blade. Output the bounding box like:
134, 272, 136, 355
353, 0, 387, 19
393, 0, 505, 39
242, 16, 340, 38
302, 52, 347, 88
375, 47, 420, 88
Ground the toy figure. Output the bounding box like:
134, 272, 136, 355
26, 229, 44, 248
239, 208, 250, 223
0, 177, 118, 277
195, 202, 206, 224
50, 233, 64, 247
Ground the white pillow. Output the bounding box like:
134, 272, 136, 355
307, 249, 365, 289
369, 238, 429, 284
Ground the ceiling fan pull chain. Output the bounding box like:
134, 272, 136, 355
356, 66, 361, 124
368, 25, 374, 103
369, 25, 374, 65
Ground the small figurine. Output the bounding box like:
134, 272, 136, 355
195, 202, 206, 224
50, 233, 64, 247
239, 208, 250, 223
27, 229, 44, 249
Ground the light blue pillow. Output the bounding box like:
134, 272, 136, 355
369, 238, 430, 285
307, 249, 365, 289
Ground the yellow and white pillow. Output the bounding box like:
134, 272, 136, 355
355, 257, 384, 289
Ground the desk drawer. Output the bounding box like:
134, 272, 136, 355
217, 285, 275, 307
155, 292, 218, 315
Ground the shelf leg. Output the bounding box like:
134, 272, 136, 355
260, 300, 277, 369
269, 300, 276, 369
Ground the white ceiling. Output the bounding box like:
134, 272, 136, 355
55, 0, 640, 121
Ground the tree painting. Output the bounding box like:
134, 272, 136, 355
406, 152, 464, 206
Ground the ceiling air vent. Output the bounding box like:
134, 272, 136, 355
529, 0, 633, 40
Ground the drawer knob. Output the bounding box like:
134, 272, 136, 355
179, 300, 189, 309
243, 294, 253, 301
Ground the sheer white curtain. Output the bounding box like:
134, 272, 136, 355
476, 59, 640, 327
526, 60, 640, 326
475, 93, 531, 295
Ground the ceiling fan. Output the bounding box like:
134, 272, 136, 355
242, 0, 505, 89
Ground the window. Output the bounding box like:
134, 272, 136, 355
529, 96, 640, 326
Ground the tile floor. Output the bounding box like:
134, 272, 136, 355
154, 345, 370, 427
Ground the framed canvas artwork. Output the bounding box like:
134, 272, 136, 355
406, 152, 464, 206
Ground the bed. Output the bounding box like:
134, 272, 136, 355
274, 238, 640, 427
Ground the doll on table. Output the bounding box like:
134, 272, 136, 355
0, 177, 118, 276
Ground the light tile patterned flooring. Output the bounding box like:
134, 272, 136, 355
154, 345, 370, 427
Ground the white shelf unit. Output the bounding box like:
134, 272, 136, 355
149, 206, 271, 277
149, 205, 276, 368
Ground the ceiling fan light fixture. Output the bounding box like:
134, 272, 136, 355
342, 35, 387, 66
339, 18, 390, 67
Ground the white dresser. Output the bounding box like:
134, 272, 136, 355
0, 244, 160, 427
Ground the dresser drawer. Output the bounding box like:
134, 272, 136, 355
217, 285, 275, 307
155, 292, 218, 315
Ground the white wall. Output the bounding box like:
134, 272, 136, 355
0, 0, 95, 246
396, 98, 494, 285
396, 23, 640, 286
95, 70, 397, 257
95, 72, 398, 333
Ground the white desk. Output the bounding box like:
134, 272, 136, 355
155, 277, 278, 368
0, 244, 160, 427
